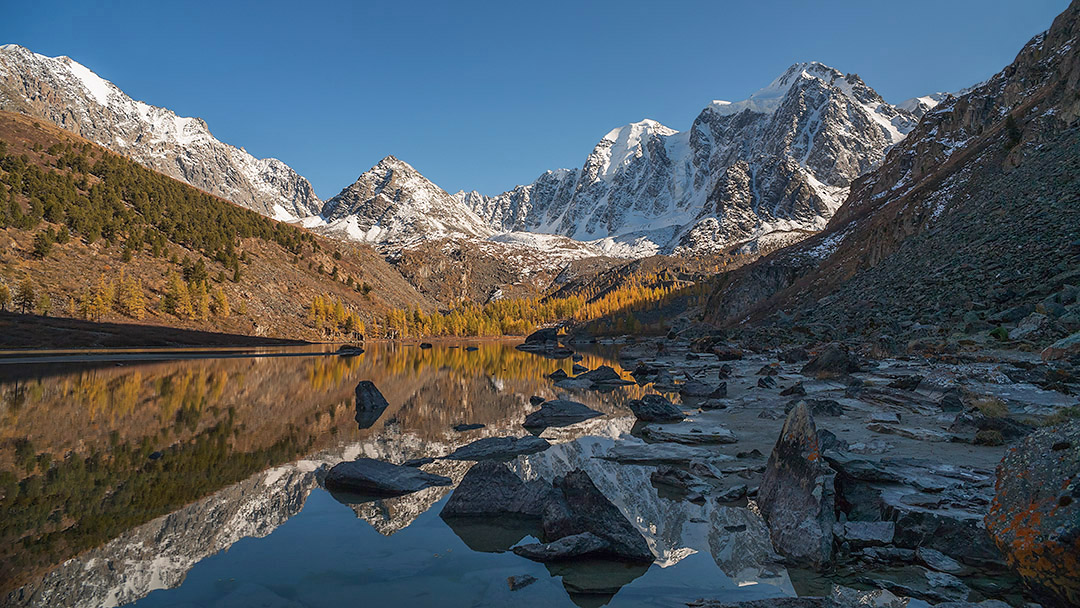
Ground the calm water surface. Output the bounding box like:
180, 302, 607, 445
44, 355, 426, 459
1, 341, 791, 607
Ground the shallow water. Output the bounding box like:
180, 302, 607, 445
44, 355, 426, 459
1, 341, 791, 608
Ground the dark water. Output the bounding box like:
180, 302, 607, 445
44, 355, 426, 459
1, 342, 791, 608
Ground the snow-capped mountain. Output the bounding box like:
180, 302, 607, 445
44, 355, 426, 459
319, 155, 494, 246
0, 44, 322, 219
457, 62, 925, 256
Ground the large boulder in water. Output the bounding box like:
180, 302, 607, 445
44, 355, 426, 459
525, 327, 560, 344
441, 460, 554, 518
626, 394, 684, 422
541, 470, 654, 563
522, 399, 602, 431
354, 381, 390, 429
800, 344, 861, 379
985, 420, 1080, 607
324, 458, 451, 497
756, 403, 836, 567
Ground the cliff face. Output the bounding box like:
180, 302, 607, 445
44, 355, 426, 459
703, 1, 1080, 341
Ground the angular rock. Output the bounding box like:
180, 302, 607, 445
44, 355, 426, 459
579, 365, 630, 384
572, 363, 589, 375
916, 546, 965, 574
800, 344, 861, 379
639, 425, 738, 445
757, 376, 778, 389
444, 435, 551, 461
986, 420, 1080, 607
680, 380, 716, 397
1041, 331, 1080, 361
529, 395, 545, 406
887, 374, 924, 390
324, 458, 452, 496
507, 574, 537, 591
522, 399, 602, 431
780, 382, 806, 396
525, 328, 560, 344
548, 368, 569, 380
785, 398, 843, 417
781, 347, 810, 363
718, 363, 734, 379
835, 521, 895, 547
709, 382, 729, 398
756, 403, 836, 567
441, 460, 554, 518
452, 423, 485, 432
541, 470, 654, 562
354, 381, 390, 430
626, 394, 684, 422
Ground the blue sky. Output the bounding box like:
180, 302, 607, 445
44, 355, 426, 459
2, 0, 1069, 198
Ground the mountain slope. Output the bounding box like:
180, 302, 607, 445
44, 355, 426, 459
702, 1, 1080, 348
458, 62, 923, 256
0, 111, 431, 344
0, 44, 322, 220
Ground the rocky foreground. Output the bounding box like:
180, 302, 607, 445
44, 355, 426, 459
314, 329, 1078, 607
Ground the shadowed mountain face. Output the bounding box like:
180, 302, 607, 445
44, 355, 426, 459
703, 1, 1080, 342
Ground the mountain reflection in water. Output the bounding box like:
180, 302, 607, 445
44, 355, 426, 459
1, 341, 792, 607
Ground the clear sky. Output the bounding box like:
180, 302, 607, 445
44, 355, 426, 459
1, 0, 1070, 198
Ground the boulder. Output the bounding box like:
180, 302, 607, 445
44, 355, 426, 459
444, 435, 551, 461
541, 470, 654, 562
336, 345, 365, 357
711, 344, 744, 361
1041, 331, 1080, 361
512, 532, 610, 562
785, 399, 843, 417
756, 403, 836, 567
324, 458, 451, 496
781, 347, 810, 363
709, 382, 728, 398
680, 380, 715, 397
579, 365, 629, 384
525, 328, 560, 344
529, 395, 545, 406
718, 364, 734, 379
419, 342, 433, 349
888, 375, 924, 391
548, 368, 569, 380
626, 394, 684, 422
834, 521, 895, 548
522, 399, 602, 431
441, 460, 554, 518
780, 382, 806, 397
452, 423, 484, 432
985, 420, 1080, 607
757, 376, 778, 389
354, 381, 390, 429
800, 344, 861, 379
572, 363, 589, 375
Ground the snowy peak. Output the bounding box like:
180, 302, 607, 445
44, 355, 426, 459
321, 156, 493, 247
709, 61, 844, 116
462, 60, 923, 256
0, 44, 322, 219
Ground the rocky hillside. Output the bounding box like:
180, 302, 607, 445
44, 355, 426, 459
457, 63, 924, 256
703, 1, 1080, 351
0, 111, 431, 346
0, 45, 322, 220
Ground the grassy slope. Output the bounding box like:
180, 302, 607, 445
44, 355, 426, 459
0, 111, 435, 346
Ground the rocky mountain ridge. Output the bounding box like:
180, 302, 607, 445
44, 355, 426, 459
456, 62, 926, 256
0, 44, 323, 220
702, 0, 1080, 349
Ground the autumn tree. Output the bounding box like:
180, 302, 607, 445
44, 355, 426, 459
14, 278, 35, 313
211, 287, 230, 318
0, 282, 10, 311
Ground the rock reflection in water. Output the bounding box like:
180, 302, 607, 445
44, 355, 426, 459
3, 341, 792, 607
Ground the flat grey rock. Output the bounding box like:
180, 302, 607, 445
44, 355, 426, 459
522, 399, 602, 430
444, 435, 551, 461
324, 458, 451, 496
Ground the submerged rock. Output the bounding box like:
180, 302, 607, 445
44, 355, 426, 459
756, 403, 836, 567
986, 420, 1080, 607
522, 399, 602, 431
354, 381, 390, 430
579, 365, 632, 385
324, 458, 451, 497
626, 394, 684, 422
444, 435, 551, 461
